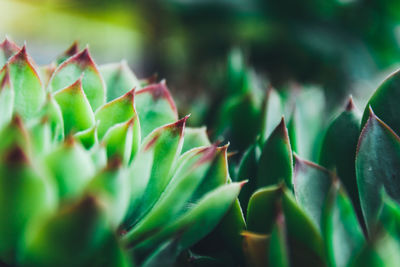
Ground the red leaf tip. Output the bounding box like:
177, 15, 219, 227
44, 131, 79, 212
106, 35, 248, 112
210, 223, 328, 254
73, 47, 96, 69
4, 146, 29, 164
239, 180, 249, 188
0, 67, 11, 89
345, 95, 355, 111
0, 37, 20, 57
64, 41, 79, 58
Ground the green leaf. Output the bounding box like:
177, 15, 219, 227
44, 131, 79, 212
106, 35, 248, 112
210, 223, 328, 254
247, 185, 282, 234
0, 116, 31, 156
281, 190, 326, 266
182, 126, 211, 154
319, 96, 363, 227
28, 117, 52, 155
7, 46, 45, 120
39, 93, 64, 143
86, 159, 130, 228
74, 122, 97, 149
293, 155, 333, 231
45, 136, 95, 200
260, 88, 284, 144
322, 183, 364, 267
123, 117, 186, 228
226, 48, 246, 95
100, 60, 140, 101
287, 108, 298, 153
356, 108, 400, 233
135, 81, 178, 138
0, 67, 14, 129
49, 48, 105, 111
237, 142, 260, 214
133, 182, 244, 260
22, 196, 110, 267
141, 237, 180, 267
268, 212, 289, 267
0, 38, 19, 67
95, 88, 138, 140
102, 117, 140, 165
0, 146, 56, 264
256, 118, 293, 190
123, 145, 218, 245
54, 77, 95, 135
361, 69, 400, 135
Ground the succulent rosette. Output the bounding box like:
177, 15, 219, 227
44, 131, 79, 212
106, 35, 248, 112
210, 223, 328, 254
0, 38, 244, 267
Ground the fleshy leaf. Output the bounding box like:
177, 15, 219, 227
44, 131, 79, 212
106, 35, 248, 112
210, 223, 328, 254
0, 146, 56, 264
132, 182, 244, 260
75, 122, 98, 149
28, 116, 52, 155
260, 88, 284, 143
123, 145, 218, 245
122, 117, 186, 228
268, 211, 290, 267
361, 68, 400, 135
321, 182, 364, 267
293, 155, 333, 231
54, 77, 95, 135
182, 126, 211, 154
247, 185, 282, 234
7, 46, 45, 120
0, 67, 14, 129
86, 159, 130, 228
100, 60, 140, 101
247, 185, 325, 265
0, 116, 31, 156
237, 142, 260, 213
95, 88, 137, 140
45, 136, 95, 199
256, 118, 293, 190
22, 196, 109, 267
49, 48, 105, 111
135, 81, 178, 138
319, 96, 363, 228
102, 117, 140, 165
287, 108, 298, 153
356, 108, 400, 233
0, 38, 20, 67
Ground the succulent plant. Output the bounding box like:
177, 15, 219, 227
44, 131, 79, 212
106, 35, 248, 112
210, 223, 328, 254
210, 50, 400, 266
0, 38, 245, 266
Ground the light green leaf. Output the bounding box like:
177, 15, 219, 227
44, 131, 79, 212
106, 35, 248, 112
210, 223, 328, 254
54, 78, 95, 135
100, 61, 140, 101
45, 137, 95, 200
49, 48, 105, 111
135, 81, 178, 138
0, 146, 56, 264
122, 117, 186, 228
0, 67, 14, 129
95, 88, 137, 140
7, 46, 45, 120
182, 126, 210, 154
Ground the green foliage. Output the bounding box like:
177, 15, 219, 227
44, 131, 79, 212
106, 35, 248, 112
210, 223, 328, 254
0, 39, 243, 267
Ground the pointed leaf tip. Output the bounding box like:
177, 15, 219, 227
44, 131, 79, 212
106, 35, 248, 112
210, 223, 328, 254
368, 105, 375, 117
73, 48, 95, 68
65, 41, 79, 57
345, 95, 355, 111
4, 145, 29, 164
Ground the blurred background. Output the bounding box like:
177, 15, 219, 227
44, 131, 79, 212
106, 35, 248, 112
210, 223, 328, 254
2, 0, 400, 141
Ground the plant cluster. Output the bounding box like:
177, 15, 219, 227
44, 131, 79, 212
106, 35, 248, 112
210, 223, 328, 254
1, 38, 400, 267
